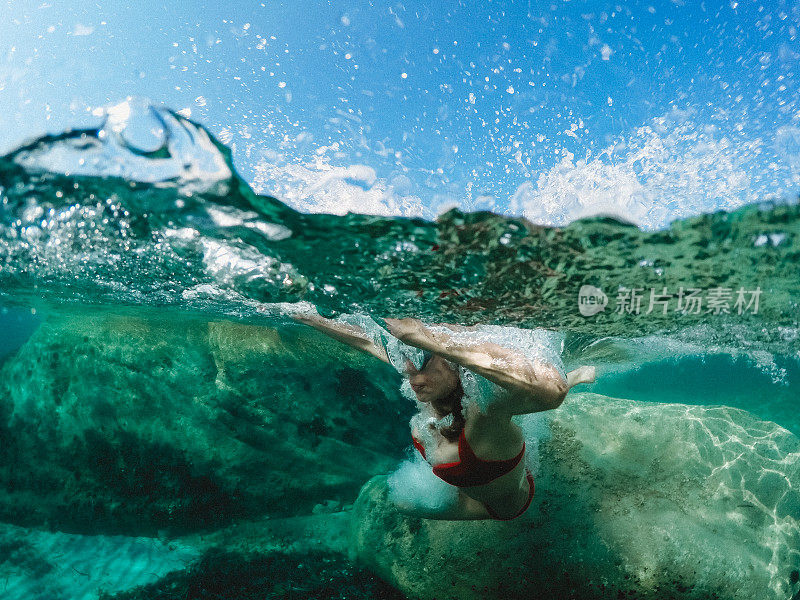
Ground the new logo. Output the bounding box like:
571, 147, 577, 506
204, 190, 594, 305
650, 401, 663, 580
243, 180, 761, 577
578, 285, 608, 316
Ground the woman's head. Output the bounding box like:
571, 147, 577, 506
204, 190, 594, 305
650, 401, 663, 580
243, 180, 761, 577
405, 352, 465, 443
405, 352, 461, 411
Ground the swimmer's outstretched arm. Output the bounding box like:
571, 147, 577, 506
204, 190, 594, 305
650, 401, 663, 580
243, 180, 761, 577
384, 318, 590, 414
291, 313, 392, 365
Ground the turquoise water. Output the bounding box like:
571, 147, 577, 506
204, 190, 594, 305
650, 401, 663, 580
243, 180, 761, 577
0, 307, 40, 365
0, 109, 798, 599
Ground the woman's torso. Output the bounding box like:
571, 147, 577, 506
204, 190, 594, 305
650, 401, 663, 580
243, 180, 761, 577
415, 401, 530, 512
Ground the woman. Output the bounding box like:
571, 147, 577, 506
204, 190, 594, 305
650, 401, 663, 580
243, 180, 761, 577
292, 311, 595, 521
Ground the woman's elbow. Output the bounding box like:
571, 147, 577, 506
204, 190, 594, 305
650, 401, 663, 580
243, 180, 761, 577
547, 379, 568, 409
527, 375, 568, 411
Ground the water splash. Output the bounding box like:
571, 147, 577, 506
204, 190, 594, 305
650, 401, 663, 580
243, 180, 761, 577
1, 103, 798, 369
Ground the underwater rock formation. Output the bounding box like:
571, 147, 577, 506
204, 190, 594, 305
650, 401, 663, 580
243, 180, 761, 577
350, 393, 800, 600
2, 311, 799, 599
0, 311, 412, 537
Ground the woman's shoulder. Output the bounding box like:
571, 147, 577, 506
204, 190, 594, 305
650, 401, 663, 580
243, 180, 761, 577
464, 408, 522, 458
464, 397, 514, 429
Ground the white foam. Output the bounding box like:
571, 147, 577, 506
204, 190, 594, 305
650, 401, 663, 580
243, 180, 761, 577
386, 453, 460, 514
510, 110, 770, 230
252, 153, 426, 217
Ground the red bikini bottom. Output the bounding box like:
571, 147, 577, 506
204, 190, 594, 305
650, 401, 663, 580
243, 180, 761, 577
483, 468, 535, 521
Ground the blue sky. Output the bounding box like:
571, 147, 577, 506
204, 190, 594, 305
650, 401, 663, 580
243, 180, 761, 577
2, 0, 800, 228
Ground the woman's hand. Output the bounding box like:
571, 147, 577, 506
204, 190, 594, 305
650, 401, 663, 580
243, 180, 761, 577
382, 318, 460, 354
382, 317, 428, 344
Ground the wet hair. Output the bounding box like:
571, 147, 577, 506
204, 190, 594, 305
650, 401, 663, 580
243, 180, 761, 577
417, 351, 464, 441
433, 376, 465, 443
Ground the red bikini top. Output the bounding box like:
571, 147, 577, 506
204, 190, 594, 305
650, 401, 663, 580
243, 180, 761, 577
412, 429, 525, 488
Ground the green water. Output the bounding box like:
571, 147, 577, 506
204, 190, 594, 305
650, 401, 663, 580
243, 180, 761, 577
0, 108, 798, 599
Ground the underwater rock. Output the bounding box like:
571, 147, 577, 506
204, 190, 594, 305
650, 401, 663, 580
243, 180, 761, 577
98, 546, 407, 600
0, 311, 412, 536
350, 393, 800, 600
0, 520, 201, 599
